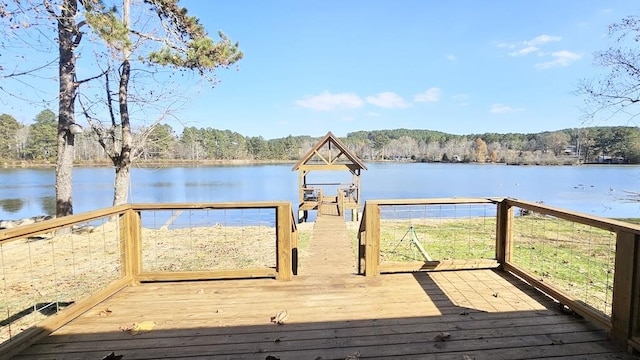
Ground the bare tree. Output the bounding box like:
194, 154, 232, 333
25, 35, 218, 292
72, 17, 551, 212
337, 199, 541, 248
3, 1, 118, 216
578, 16, 640, 125
578, 16, 640, 201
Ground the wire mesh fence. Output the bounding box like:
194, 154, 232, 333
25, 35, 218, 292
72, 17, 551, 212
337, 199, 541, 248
0, 216, 123, 343
509, 207, 616, 316
378, 203, 498, 263
140, 208, 277, 272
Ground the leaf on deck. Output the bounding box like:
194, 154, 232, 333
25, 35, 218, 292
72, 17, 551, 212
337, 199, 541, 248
434, 332, 451, 341
131, 321, 157, 335
270, 310, 288, 325
98, 308, 113, 317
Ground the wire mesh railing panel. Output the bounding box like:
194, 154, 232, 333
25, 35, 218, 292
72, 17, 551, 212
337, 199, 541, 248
378, 204, 497, 263
509, 207, 616, 316
0, 217, 123, 343
140, 208, 277, 272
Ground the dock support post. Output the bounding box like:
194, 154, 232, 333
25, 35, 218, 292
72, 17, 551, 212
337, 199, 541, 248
351, 208, 359, 222
276, 203, 293, 281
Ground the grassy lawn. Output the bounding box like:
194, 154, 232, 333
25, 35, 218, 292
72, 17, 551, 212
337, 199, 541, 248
348, 214, 627, 317
510, 215, 616, 315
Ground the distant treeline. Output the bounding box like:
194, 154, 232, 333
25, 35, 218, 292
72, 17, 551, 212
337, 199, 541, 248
2, 110, 639, 165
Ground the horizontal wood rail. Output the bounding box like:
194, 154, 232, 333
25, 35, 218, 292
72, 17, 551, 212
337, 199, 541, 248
0, 201, 299, 357
358, 198, 498, 277
500, 198, 640, 352
358, 197, 640, 353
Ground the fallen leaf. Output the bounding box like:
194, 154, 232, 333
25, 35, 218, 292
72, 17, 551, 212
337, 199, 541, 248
434, 332, 451, 341
463, 355, 474, 360
345, 351, 360, 360
550, 338, 564, 345
131, 321, 157, 335
98, 308, 113, 317
270, 310, 288, 325
102, 352, 124, 360
118, 322, 135, 332
265, 356, 280, 360
492, 292, 499, 298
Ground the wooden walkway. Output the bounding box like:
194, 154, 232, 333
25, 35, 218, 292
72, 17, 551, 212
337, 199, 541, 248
299, 215, 356, 277
13, 214, 638, 359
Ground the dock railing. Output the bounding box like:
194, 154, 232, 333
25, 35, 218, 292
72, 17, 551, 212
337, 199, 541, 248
358, 197, 640, 352
0, 201, 297, 356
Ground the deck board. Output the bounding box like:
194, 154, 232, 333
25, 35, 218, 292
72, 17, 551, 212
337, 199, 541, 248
13, 215, 638, 359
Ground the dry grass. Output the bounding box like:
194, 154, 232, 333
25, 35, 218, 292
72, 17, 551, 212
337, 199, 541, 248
1, 220, 122, 343
1, 219, 313, 344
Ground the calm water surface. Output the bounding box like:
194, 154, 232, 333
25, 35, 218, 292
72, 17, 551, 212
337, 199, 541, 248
0, 163, 639, 220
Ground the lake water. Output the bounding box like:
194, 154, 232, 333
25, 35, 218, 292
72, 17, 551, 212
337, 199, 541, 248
0, 163, 639, 220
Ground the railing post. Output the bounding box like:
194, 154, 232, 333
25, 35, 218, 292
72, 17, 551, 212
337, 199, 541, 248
290, 210, 299, 276
276, 203, 293, 281
358, 205, 366, 275
338, 189, 344, 217
364, 202, 380, 276
119, 208, 142, 283
610, 231, 640, 351
496, 199, 513, 266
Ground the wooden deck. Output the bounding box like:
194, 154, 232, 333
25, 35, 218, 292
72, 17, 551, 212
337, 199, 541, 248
13, 215, 638, 359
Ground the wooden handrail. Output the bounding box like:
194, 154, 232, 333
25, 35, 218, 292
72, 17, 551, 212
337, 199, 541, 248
498, 199, 640, 352
504, 198, 640, 235
0, 204, 130, 243
356, 197, 640, 353
0, 201, 301, 356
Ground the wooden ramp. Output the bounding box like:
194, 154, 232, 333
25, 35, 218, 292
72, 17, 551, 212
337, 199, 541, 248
319, 197, 340, 216
299, 214, 356, 277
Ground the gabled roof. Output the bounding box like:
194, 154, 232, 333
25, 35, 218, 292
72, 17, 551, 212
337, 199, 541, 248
292, 131, 367, 171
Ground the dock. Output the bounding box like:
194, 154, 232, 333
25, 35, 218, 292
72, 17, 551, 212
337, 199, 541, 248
12, 213, 634, 359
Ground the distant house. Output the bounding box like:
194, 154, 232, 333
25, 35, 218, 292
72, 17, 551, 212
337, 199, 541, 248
563, 146, 577, 155
452, 155, 462, 162
598, 155, 625, 164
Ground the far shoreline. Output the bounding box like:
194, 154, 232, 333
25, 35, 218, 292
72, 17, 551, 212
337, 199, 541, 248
3, 159, 638, 169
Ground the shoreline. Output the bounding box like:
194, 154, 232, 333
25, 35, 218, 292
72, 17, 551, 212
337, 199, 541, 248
3, 159, 638, 169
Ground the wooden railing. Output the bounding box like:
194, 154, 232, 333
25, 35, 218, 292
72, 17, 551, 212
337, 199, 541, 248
125, 202, 296, 282
0, 201, 298, 357
358, 197, 640, 352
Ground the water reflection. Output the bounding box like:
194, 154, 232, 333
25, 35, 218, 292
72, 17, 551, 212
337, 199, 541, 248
151, 182, 174, 187
39, 196, 56, 216
0, 198, 24, 213
0, 164, 638, 220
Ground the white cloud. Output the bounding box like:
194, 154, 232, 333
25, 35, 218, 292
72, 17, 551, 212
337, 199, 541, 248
490, 103, 524, 114
534, 50, 582, 69
509, 45, 538, 57
445, 54, 457, 61
295, 91, 364, 111
526, 34, 561, 46
503, 34, 561, 57
365, 92, 411, 108
414, 88, 442, 103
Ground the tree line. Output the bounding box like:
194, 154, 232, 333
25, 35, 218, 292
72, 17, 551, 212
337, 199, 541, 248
3, 110, 639, 165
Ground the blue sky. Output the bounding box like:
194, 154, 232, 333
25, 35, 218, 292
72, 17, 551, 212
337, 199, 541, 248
3, 1, 640, 139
